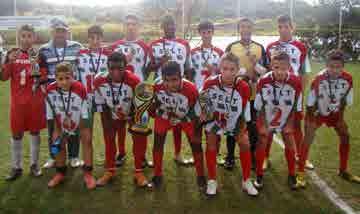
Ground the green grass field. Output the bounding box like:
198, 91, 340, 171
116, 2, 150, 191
0, 62, 359, 214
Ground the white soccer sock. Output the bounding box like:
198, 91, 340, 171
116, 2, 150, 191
30, 135, 40, 166
11, 138, 23, 169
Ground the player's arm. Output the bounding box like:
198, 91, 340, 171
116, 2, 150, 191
0, 49, 17, 81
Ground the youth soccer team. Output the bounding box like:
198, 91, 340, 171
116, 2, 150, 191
1, 13, 358, 196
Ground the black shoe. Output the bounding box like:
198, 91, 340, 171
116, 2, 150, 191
253, 176, 263, 189
224, 157, 235, 170
30, 164, 42, 177
197, 176, 207, 190
115, 155, 126, 167
142, 158, 154, 169
148, 176, 163, 189
5, 168, 23, 181
288, 175, 298, 190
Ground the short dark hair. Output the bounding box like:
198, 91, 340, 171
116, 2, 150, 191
238, 17, 254, 25
88, 25, 103, 37
277, 15, 292, 26
197, 20, 214, 32
19, 24, 35, 34
162, 61, 181, 77
327, 49, 345, 65
56, 62, 73, 76
108, 52, 127, 68
271, 50, 290, 63
125, 14, 140, 23
161, 15, 175, 28
221, 52, 240, 69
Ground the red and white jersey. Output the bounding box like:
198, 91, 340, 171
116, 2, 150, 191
191, 45, 223, 90
307, 69, 353, 117
154, 79, 198, 123
1, 49, 46, 105
254, 72, 302, 132
93, 70, 140, 120
76, 47, 112, 107
46, 81, 89, 135
266, 40, 307, 76
201, 75, 251, 135
111, 40, 150, 81
149, 38, 191, 78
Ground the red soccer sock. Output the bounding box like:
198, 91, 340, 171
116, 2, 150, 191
206, 149, 217, 180
265, 134, 273, 158
285, 147, 296, 176
153, 148, 164, 177
294, 129, 304, 158
339, 143, 350, 172
239, 150, 251, 181
298, 143, 310, 173
104, 129, 116, 173
173, 126, 182, 157
117, 123, 126, 156
132, 135, 147, 171
255, 148, 266, 177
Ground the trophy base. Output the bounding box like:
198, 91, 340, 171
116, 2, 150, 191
128, 126, 152, 136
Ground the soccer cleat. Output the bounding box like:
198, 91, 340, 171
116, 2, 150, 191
148, 176, 163, 189
305, 160, 315, 170
263, 158, 271, 171
224, 157, 235, 170
253, 176, 264, 189
69, 158, 84, 168
43, 158, 56, 169
96, 171, 114, 187
296, 172, 307, 188
30, 164, 42, 177
288, 175, 299, 190
133, 172, 149, 187
115, 155, 126, 167
206, 179, 217, 196
174, 156, 193, 166
197, 176, 207, 190
83, 172, 96, 190
338, 171, 360, 184
5, 168, 23, 181
242, 179, 259, 196
48, 173, 65, 188
142, 158, 154, 168
217, 155, 226, 166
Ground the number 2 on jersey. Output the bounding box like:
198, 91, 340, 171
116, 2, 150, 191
270, 108, 282, 127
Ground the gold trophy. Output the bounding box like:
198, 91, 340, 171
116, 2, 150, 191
28, 48, 41, 93
198, 89, 214, 124
128, 82, 155, 136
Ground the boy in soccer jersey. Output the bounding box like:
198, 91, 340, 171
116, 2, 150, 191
149, 15, 193, 165
93, 52, 149, 187
148, 61, 206, 189
1, 25, 46, 180
40, 18, 84, 169
46, 62, 96, 189
297, 50, 360, 187
200, 53, 258, 196
265, 15, 313, 170
254, 51, 302, 190
111, 14, 152, 167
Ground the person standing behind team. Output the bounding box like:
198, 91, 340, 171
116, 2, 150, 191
225, 17, 268, 170
265, 15, 313, 170
1, 25, 46, 180
111, 14, 152, 167
149, 15, 193, 165
39, 18, 84, 169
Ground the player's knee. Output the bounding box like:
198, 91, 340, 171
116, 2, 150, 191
12, 133, 23, 140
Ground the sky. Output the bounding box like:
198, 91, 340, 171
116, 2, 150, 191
43, 0, 317, 7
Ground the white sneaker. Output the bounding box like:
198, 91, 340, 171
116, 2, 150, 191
242, 179, 258, 196
69, 158, 84, 168
305, 160, 315, 170
43, 158, 55, 169
206, 179, 217, 196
